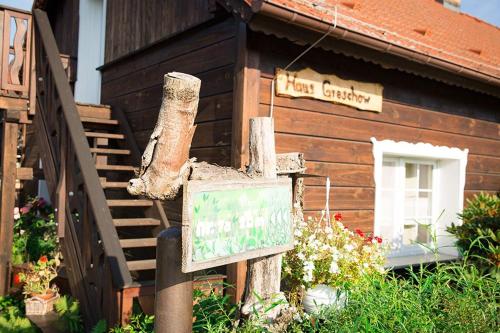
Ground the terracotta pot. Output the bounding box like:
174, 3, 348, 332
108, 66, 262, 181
303, 284, 347, 314
31, 290, 56, 300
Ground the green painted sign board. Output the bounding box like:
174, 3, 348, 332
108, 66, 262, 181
181, 178, 293, 273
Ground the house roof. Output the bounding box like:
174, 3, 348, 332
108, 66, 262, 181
232, 0, 500, 87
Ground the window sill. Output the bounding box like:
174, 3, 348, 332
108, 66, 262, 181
385, 252, 460, 269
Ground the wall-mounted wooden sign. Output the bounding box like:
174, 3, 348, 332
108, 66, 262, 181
182, 178, 293, 273
276, 68, 383, 112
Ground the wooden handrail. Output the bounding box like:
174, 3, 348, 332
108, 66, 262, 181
33, 9, 133, 288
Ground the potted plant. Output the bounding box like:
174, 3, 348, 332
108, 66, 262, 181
282, 213, 387, 314
19, 255, 60, 315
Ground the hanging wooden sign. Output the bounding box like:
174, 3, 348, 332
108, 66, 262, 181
181, 178, 293, 273
276, 68, 383, 112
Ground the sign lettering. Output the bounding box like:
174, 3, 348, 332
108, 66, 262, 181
276, 68, 383, 112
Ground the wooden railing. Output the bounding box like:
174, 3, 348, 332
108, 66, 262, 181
33, 8, 132, 326
0, 6, 32, 97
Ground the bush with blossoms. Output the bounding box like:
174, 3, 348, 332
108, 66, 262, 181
282, 213, 387, 298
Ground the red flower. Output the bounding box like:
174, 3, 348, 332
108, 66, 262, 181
13, 273, 20, 285
367, 236, 373, 243
39, 256, 48, 263
375, 236, 383, 244
355, 228, 365, 238
334, 213, 342, 221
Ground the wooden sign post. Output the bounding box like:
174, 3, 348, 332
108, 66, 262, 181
130, 73, 297, 332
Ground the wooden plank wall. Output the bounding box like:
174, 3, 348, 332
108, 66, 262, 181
253, 34, 500, 232
101, 17, 237, 166
46, 0, 79, 58
105, 0, 215, 63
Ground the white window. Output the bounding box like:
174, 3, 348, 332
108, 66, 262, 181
372, 138, 468, 258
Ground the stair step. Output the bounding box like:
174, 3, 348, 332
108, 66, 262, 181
127, 259, 156, 271
96, 164, 137, 172
81, 116, 119, 125
85, 132, 125, 140
77, 103, 112, 120
107, 199, 153, 207
100, 181, 129, 188
90, 148, 131, 155
120, 238, 157, 248
113, 218, 161, 227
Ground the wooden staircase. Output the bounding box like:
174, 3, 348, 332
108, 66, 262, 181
77, 103, 164, 281
31, 8, 227, 329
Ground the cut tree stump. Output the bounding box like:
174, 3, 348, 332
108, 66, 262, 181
128, 72, 201, 200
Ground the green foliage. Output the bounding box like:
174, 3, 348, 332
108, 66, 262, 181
12, 197, 58, 265
0, 295, 36, 333
447, 192, 499, 273
91, 320, 107, 333
54, 295, 83, 333
295, 262, 498, 332
192, 289, 238, 333
109, 313, 154, 333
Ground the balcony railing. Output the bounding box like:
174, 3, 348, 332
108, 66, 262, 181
0, 5, 32, 98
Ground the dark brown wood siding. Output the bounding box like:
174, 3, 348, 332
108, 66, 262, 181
253, 33, 500, 232
104, 0, 215, 63
101, 17, 237, 166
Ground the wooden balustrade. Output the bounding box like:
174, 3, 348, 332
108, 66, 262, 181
0, 6, 32, 97
33, 8, 132, 327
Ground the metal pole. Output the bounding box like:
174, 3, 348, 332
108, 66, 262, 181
154, 226, 193, 332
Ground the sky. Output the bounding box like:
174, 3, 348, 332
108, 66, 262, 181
0, 0, 499, 26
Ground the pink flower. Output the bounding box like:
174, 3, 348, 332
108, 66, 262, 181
20, 205, 31, 214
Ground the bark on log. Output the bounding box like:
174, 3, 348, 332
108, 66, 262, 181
242, 117, 285, 317
128, 72, 201, 200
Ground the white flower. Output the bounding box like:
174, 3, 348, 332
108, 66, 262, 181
297, 252, 306, 261
329, 261, 339, 274
344, 243, 355, 252
13, 207, 20, 220
294, 228, 303, 237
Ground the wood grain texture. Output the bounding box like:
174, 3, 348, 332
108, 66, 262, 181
104, 0, 214, 62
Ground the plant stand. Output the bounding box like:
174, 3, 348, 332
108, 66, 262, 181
25, 293, 59, 315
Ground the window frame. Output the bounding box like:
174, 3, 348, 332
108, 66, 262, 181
371, 138, 468, 258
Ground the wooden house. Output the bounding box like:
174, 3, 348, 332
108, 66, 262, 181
0, 0, 498, 328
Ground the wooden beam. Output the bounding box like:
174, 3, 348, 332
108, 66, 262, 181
0, 95, 29, 111
228, 21, 263, 304
0, 119, 19, 295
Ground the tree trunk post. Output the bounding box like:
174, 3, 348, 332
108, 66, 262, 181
242, 117, 285, 317
154, 227, 193, 333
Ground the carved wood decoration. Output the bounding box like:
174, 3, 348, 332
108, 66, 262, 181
1, 10, 32, 95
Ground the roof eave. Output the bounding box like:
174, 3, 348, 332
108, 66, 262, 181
243, 1, 500, 96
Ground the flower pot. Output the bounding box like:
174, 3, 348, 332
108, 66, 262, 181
303, 284, 347, 314
25, 292, 59, 315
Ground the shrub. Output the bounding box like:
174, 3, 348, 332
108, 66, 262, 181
0, 295, 36, 333
282, 213, 387, 300
55, 295, 84, 333
12, 197, 58, 265
447, 192, 499, 273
